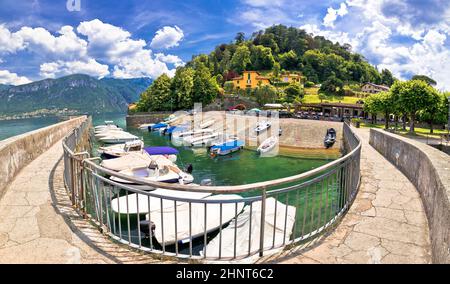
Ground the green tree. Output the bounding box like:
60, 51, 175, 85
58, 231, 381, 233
230, 45, 251, 73
391, 80, 439, 133
380, 69, 396, 86
278, 50, 299, 70
171, 67, 195, 109
253, 84, 278, 106
223, 81, 235, 94
412, 75, 437, 86
284, 82, 304, 103
250, 45, 275, 70
363, 91, 395, 129
235, 32, 245, 44
136, 74, 173, 111
192, 64, 220, 106
320, 75, 345, 96
417, 92, 448, 133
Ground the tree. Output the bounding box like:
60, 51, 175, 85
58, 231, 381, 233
412, 75, 437, 86
230, 45, 251, 73
235, 32, 245, 44
391, 80, 439, 133
192, 64, 220, 106
253, 85, 278, 106
223, 81, 235, 94
363, 91, 395, 129
278, 50, 299, 70
380, 69, 395, 86
320, 75, 345, 96
171, 67, 195, 109
136, 74, 173, 111
417, 92, 448, 133
250, 45, 275, 70
284, 82, 304, 103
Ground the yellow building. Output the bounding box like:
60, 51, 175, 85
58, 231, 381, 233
231, 71, 271, 89
280, 73, 303, 84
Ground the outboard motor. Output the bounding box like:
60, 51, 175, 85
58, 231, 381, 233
185, 163, 193, 174
200, 179, 213, 186
139, 220, 155, 237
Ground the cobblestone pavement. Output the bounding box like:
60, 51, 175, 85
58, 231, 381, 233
0, 139, 177, 264
261, 127, 432, 264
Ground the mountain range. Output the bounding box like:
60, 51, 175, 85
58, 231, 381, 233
0, 74, 151, 116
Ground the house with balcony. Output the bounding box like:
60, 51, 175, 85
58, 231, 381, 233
280, 73, 303, 84
231, 71, 271, 90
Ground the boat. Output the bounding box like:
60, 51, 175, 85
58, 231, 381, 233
98, 140, 144, 159
201, 198, 296, 258
98, 132, 139, 144
210, 139, 244, 156
257, 136, 278, 155
94, 121, 117, 131
189, 133, 220, 147
138, 123, 155, 130
144, 146, 179, 163
94, 128, 124, 139
174, 129, 214, 139
149, 123, 168, 131
142, 194, 245, 245
254, 121, 271, 135
101, 152, 153, 172
110, 163, 194, 185
94, 125, 122, 134
199, 119, 215, 129
110, 188, 211, 215
324, 128, 337, 149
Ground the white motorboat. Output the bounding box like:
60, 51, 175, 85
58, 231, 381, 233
94, 121, 117, 131
98, 140, 144, 159
94, 128, 124, 138
138, 123, 155, 130
110, 188, 211, 214
98, 132, 139, 144
257, 136, 278, 154
144, 194, 245, 245
189, 133, 220, 147
202, 198, 296, 258
254, 121, 271, 135
173, 129, 213, 139
110, 163, 194, 185
200, 119, 215, 129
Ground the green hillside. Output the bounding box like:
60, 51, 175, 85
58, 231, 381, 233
0, 74, 151, 115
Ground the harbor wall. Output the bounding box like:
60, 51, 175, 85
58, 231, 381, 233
0, 116, 87, 200
126, 112, 173, 128
370, 128, 450, 264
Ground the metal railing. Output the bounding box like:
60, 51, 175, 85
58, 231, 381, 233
62, 119, 361, 261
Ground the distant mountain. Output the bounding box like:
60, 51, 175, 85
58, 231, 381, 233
0, 74, 152, 115
0, 84, 11, 91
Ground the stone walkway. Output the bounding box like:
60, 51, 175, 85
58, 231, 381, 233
262, 127, 432, 264
0, 139, 176, 264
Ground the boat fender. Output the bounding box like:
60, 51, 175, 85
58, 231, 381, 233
185, 164, 194, 174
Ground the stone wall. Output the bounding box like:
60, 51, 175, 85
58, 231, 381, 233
0, 116, 87, 200
126, 112, 173, 128
370, 128, 450, 264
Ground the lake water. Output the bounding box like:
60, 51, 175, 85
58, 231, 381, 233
0, 116, 63, 141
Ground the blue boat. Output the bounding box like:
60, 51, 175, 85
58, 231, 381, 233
210, 139, 245, 156
149, 123, 168, 131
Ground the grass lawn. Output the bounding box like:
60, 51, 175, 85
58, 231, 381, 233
303, 87, 361, 104
360, 122, 449, 139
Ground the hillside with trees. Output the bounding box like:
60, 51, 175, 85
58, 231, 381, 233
135, 24, 397, 112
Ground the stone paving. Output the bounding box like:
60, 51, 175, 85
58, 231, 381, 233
262, 127, 432, 264
0, 139, 176, 264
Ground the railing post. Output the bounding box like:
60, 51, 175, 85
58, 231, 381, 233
259, 187, 267, 257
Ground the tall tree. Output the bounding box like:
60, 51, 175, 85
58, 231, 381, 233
417, 92, 448, 133
412, 75, 437, 86
278, 50, 299, 70
253, 84, 278, 106
380, 69, 395, 86
171, 67, 195, 109
284, 82, 304, 103
391, 80, 439, 133
363, 91, 395, 129
136, 74, 173, 111
192, 64, 220, 106
230, 45, 251, 73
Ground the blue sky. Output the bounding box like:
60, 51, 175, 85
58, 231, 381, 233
0, 0, 449, 90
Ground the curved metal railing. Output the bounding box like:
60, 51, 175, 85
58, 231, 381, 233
62, 117, 361, 261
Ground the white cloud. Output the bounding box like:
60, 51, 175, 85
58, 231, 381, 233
323, 2, 348, 28
40, 59, 110, 79
243, 0, 285, 7
150, 26, 184, 49
155, 53, 185, 67
301, 24, 357, 48
0, 25, 24, 54
0, 70, 31, 85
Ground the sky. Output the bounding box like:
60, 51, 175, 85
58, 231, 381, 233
0, 0, 449, 90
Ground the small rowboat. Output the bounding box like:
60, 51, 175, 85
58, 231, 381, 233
210, 139, 244, 156
200, 119, 215, 129
324, 128, 337, 149
257, 136, 278, 154
189, 133, 220, 147
254, 121, 271, 135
